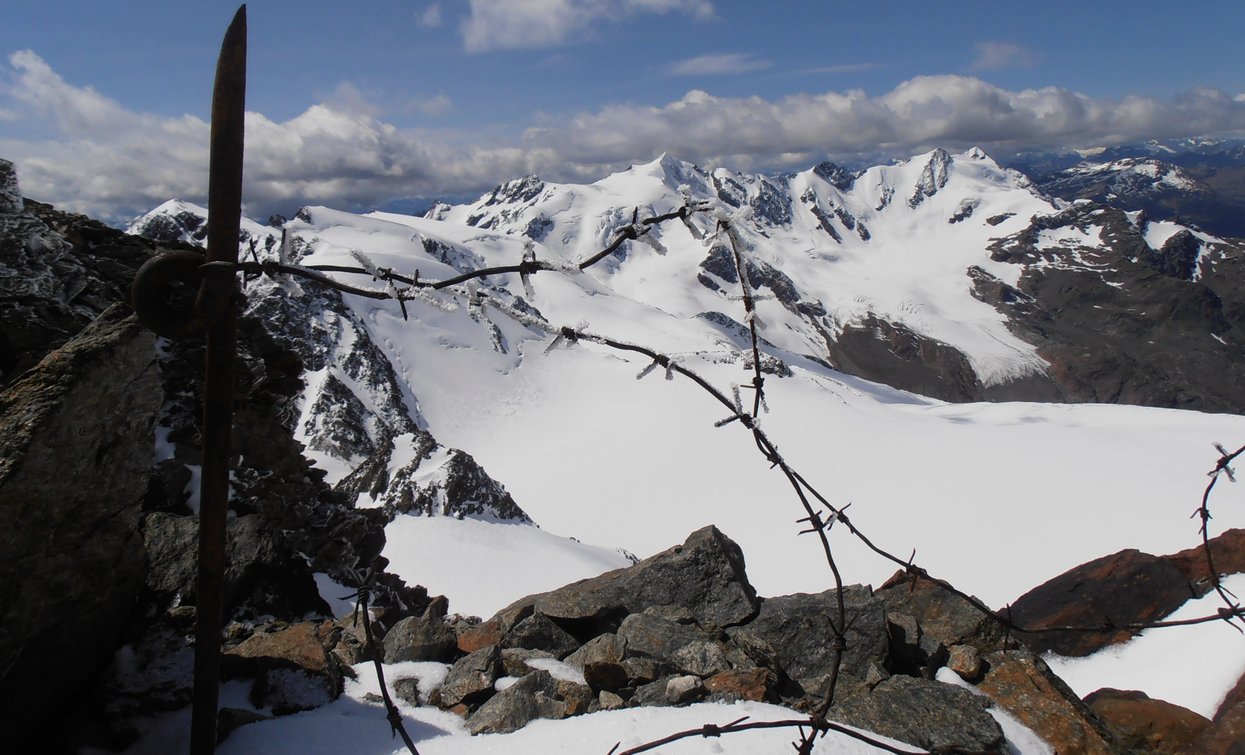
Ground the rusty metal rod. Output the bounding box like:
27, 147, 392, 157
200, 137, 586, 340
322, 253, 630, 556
190, 6, 246, 754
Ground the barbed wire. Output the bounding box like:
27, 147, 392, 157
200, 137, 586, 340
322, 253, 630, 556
183, 203, 1241, 753
348, 563, 422, 755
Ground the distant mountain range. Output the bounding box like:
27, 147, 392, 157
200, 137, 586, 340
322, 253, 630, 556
1008, 137, 1245, 237
133, 146, 1245, 417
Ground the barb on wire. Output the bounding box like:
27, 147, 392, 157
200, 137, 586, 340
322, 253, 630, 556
1191, 442, 1245, 627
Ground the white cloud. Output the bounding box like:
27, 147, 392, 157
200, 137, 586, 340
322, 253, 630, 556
970, 41, 1036, 72
5, 52, 1245, 223
418, 3, 444, 28
410, 94, 454, 117
521, 75, 1245, 169
321, 81, 386, 118
670, 53, 770, 76
460, 0, 715, 53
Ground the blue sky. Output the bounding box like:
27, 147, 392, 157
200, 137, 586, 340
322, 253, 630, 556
3, 0, 1245, 222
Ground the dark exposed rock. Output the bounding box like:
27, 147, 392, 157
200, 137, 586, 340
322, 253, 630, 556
1085, 688, 1211, 753
501, 612, 580, 659
877, 572, 1008, 654
383, 597, 458, 663
831, 675, 1005, 753
142, 512, 331, 620
582, 661, 629, 692
440, 646, 501, 708
616, 612, 712, 664
663, 675, 705, 705
704, 668, 774, 702
0, 159, 21, 213
812, 160, 859, 192
749, 177, 793, 226
1, 194, 164, 386
1006, 548, 1194, 656
982, 203, 1245, 412
1167, 528, 1245, 591
466, 670, 570, 734
826, 313, 988, 403
727, 586, 888, 699
494, 525, 759, 638
500, 647, 556, 677
0, 304, 159, 736
908, 149, 952, 209
1194, 697, 1245, 754
945, 644, 985, 683
457, 617, 504, 654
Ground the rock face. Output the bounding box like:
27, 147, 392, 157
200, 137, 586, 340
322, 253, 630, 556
0, 169, 438, 750
980, 203, 1245, 412
0, 304, 160, 733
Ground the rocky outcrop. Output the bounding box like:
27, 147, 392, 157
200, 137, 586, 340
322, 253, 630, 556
0, 169, 436, 751
354, 526, 1133, 753
1005, 529, 1245, 657
494, 525, 760, 638
980, 203, 1245, 412
826, 313, 989, 402
0, 304, 160, 736
1005, 548, 1195, 656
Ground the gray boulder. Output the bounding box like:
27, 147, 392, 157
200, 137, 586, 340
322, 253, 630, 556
493, 525, 759, 637
466, 670, 568, 735
501, 612, 580, 659
830, 675, 1006, 753
728, 585, 888, 699
383, 597, 457, 663
440, 645, 501, 708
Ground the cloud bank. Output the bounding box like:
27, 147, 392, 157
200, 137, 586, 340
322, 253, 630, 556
4, 50, 1245, 222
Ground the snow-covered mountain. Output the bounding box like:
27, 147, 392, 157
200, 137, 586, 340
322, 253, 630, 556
1012, 138, 1245, 237
127, 146, 1245, 619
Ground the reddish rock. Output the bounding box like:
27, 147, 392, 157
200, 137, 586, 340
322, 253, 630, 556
704, 668, 774, 702
1085, 688, 1210, 753
1167, 529, 1245, 590
977, 650, 1122, 754
226, 621, 335, 675
457, 618, 503, 654
1195, 698, 1245, 754
945, 644, 984, 682
1005, 548, 1194, 656
224, 621, 344, 715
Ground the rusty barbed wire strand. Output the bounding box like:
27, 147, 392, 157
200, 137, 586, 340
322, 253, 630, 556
350, 566, 422, 755
207, 205, 1242, 752
716, 217, 850, 717
1195, 443, 1245, 624
605, 715, 935, 755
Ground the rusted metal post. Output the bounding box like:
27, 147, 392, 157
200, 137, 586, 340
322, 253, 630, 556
189, 6, 246, 753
